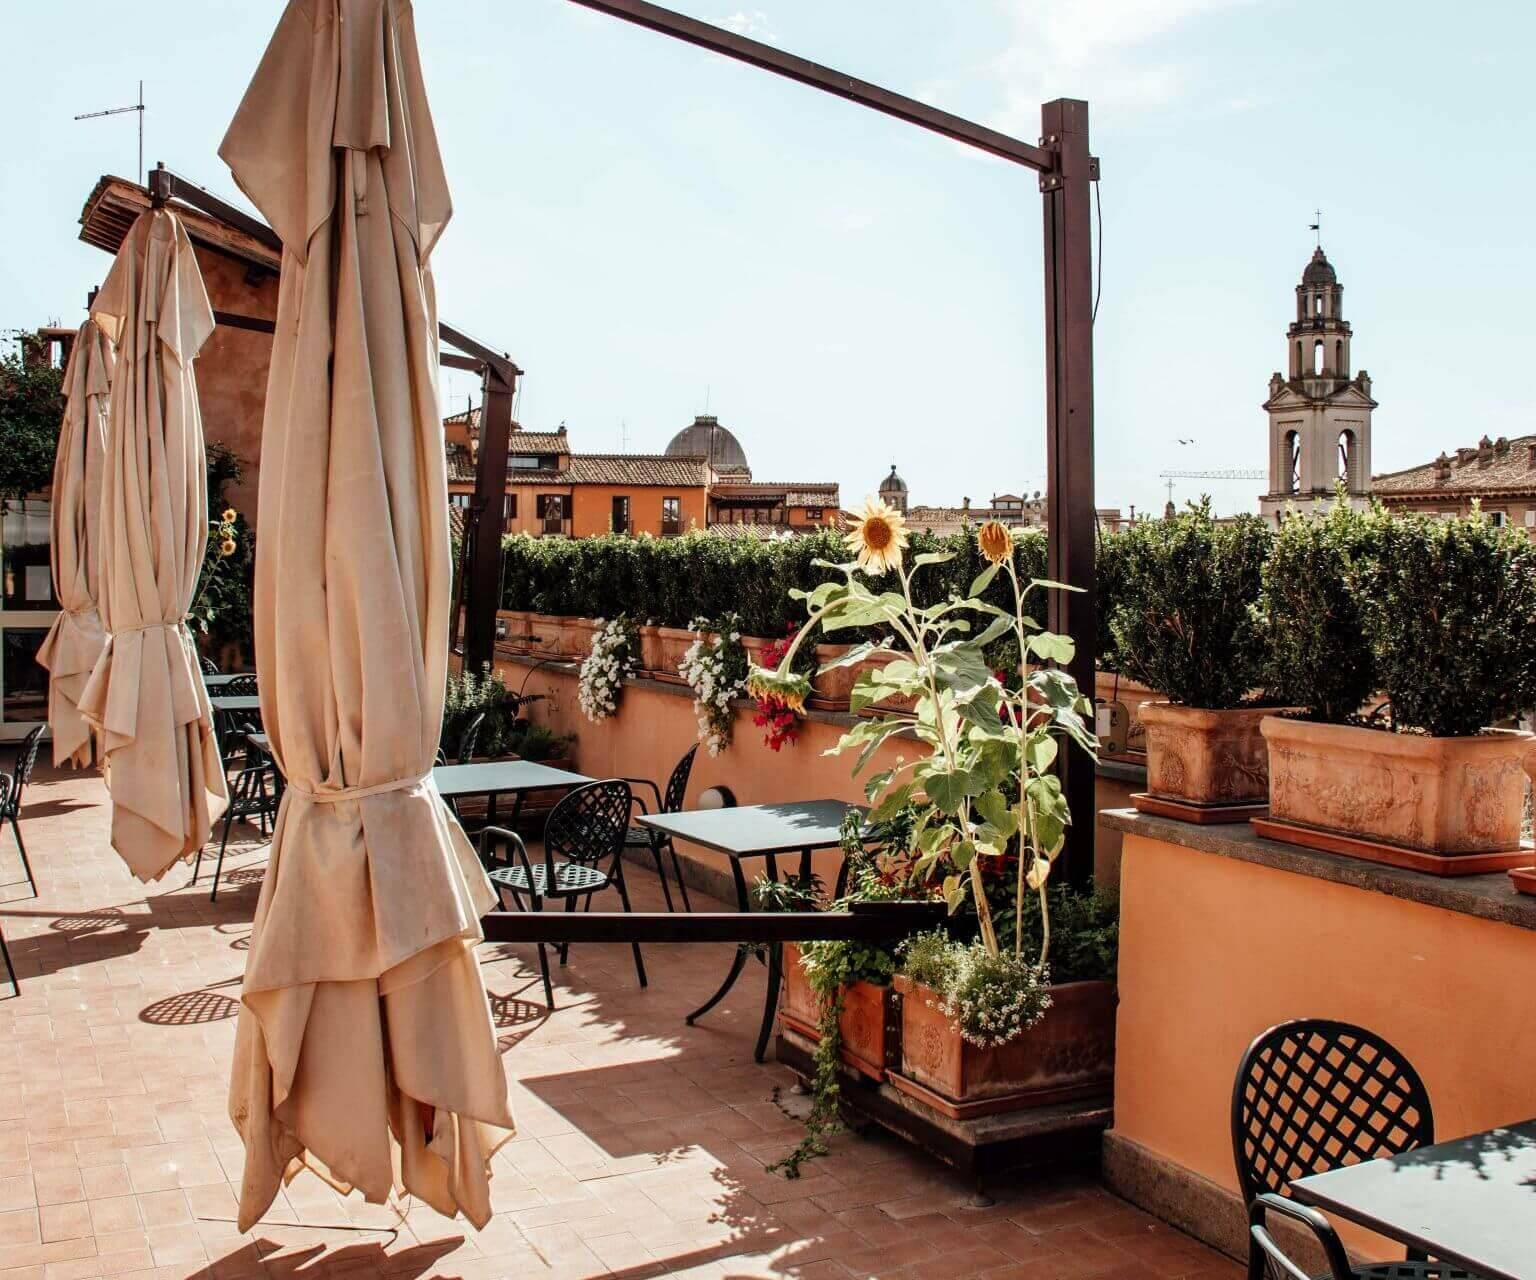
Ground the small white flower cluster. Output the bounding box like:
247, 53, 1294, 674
937, 947, 1053, 1049
578, 617, 636, 723
677, 616, 746, 756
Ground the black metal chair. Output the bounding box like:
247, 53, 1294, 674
201, 656, 221, 676
195, 726, 280, 903
478, 780, 645, 1008
1, 725, 45, 898
621, 745, 697, 912
215, 674, 261, 768
457, 711, 486, 763
1232, 1018, 1476, 1280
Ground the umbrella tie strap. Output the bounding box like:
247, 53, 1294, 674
286, 771, 432, 804
112, 616, 191, 634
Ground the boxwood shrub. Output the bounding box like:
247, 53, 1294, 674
1108, 500, 1272, 709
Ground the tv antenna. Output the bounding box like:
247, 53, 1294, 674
75, 81, 145, 185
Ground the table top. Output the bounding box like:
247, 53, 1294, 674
209, 695, 262, 713
432, 760, 593, 799
203, 673, 249, 690
637, 799, 865, 857
1291, 1119, 1536, 1280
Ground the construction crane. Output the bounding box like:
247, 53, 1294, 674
1158, 468, 1265, 505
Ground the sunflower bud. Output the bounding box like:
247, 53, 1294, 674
977, 520, 1012, 565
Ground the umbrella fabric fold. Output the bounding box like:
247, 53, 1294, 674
79, 211, 229, 880
37, 318, 114, 767
221, 0, 513, 1230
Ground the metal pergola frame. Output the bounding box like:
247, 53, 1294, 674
558, 0, 1099, 882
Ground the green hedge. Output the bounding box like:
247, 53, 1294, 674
501, 527, 1049, 638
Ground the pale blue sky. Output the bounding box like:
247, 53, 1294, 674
4, 1, 1533, 520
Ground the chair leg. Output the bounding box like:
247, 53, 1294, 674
10, 818, 36, 899
209, 809, 236, 903
531, 894, 555, 1009
614, 872, 647, 989
649, 841, 675, 912
0, 921, 16, 995
559, 896, 576, 965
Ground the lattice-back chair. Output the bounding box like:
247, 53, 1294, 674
215, 674, 261, 769
1231, 1018, 1469, 1280
1, 724, 45, 898
478, 780, 644, 1008
201, 655, 221, 676
194, 725, 280, 903
621, 744, 697, 912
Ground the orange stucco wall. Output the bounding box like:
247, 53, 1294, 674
188, 245, 278, 528
1112, 830, 1536, 1258
569, 485, 708, 538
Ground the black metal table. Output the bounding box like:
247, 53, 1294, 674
637, 799, 865, 1062
208, 694, 262, 716
203, 672, 248, 690
432, 760, 593, 830
1291, 1119, 1536, 1280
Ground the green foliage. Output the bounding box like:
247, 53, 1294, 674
1354, 506, 1536, 736
1095, 528, 1128, 671
0, 343, 64, 498
999, 882, 1119, 985
499, 526, 1048, 641
1109, 500, 1271, 709
504, 721, 573, 762
1261, 498, 1377, 723
190, 447, 255, 657
443, 666, 516, 758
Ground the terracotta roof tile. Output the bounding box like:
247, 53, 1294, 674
1374, 434, 1536, 496
507, 432, 567, 455
446, 442, 475, 484
707, 522, 797, 540
559, 454, 710, 486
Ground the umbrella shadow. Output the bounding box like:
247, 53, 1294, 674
187, 1234, 462, 1279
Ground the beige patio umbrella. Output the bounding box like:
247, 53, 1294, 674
78, 210, 229, 880
220, 0, 513, 1230
37, 318, 114, 767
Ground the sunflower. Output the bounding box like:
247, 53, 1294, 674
746, 665, 810, 714
219, 537, 237, 558
977, 520, 1012, 565
221, 508, 237, 524
844, 496, 909, 575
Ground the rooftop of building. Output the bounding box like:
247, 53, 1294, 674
558, 453, 712, 487
1373, 433, 1536, 496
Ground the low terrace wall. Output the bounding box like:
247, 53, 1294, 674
1099, 809, 1536, 1264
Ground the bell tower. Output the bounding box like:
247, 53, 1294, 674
1259, 246, 1378, 525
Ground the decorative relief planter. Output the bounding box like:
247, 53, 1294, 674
779, 944, 897, 1081
525, 612, 566, 657
809, 643, 858, 711
498, 609, 537, 653
561, 616, 598, 660
1255, 717, 1536, 875
653, 626, 699, 684
637, 624, 665, 675
889, 976, 1116, 1120
1134, 702, 1275, 822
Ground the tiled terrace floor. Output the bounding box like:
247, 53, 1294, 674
0, 761, 1240, 1280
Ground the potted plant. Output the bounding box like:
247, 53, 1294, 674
750, 505, 1106, 1168
1257, 504, 1536, 872
1110, 501, 1276, 819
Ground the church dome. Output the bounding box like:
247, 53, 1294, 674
878, 464, 908, 496
666, 414, 749, 475
1302, 247, 1336, 286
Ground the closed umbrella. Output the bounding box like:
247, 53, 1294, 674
220, 0, 513, 1229
37, 318, 113, 767
78, 210, 229, 880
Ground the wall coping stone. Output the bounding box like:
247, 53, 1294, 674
1101, 807, 1536, 932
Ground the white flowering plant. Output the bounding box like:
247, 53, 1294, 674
900, 929, 1053, 1048
578, 616, 638, 722
678, 615, 747, 756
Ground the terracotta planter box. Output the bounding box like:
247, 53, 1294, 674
1261, 716, 1535, 857
498, 609, 537, 653
890, 975, 1116, 1120
780, 944, 897, 1081
561, 617, 598, 660
855, 652, 918, 718
810, 644, 858, 711
525, 612, 566, 657
1139, 702, 1273, 807
653, 626, 699, 684
637, 624, 666, 675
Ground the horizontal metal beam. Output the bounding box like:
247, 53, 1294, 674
480, 905, 947, 945
566, 0, 1054, 173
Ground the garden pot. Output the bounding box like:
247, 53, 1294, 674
741, 636, 772, 671
654, 626, 700, 684
638, 624, 666, 676
889, 975, 1116, 1120
780, 944, 896, 1081
810, 644, 857, 711
498, 609, 537, 653
561, 616, 598, 660
1259, 716, 1535, 860
1138, 702, 1273, 809
855, 652, 918, 718
525, 612, 566, 657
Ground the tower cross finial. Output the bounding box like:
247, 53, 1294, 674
1310, 209, 1322, 248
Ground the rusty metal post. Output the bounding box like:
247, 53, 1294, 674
464, 364, 517, 675
1040, 99, 1097, 887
